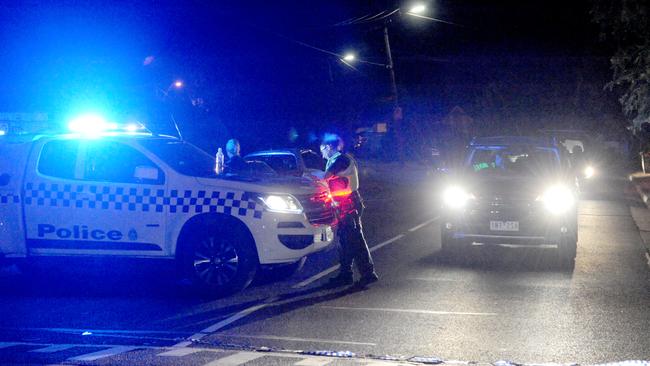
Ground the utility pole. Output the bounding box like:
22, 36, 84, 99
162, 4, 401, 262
383, 23, 405, 163
384, 25, 398, 105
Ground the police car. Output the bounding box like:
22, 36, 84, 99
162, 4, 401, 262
0, 119, 335, 295
440, 136, 579, 269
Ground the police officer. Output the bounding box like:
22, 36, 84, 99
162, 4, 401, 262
225, 138, 247, 174
320, 134, 379, 287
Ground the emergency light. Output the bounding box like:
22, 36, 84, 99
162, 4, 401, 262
68, 114, 148, 135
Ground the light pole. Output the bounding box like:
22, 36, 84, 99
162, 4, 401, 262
339, 3, 431, 162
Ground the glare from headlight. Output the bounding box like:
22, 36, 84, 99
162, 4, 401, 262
539, 185, 575, 214
584, 166, 595, 179
258, 194, 303, 214
442, 186, 473, 209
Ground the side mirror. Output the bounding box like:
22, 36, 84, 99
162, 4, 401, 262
134, 166, 159, 181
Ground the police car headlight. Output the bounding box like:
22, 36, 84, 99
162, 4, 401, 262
442, 186, 474, 209
538, 185, 575, 214
257, 194, 303, 214
584, 166, 595, 179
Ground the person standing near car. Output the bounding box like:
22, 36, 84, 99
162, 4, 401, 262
320, 133, 379, 287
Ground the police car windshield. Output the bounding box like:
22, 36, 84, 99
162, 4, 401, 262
245, 154, 301, 176
468, 146, 560, 176
139, 139, 216, 178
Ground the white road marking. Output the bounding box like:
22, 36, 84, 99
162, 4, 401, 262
68, 346, 139, 361
174, 216, 440, 346
292, 265, 340, 289
203, 351, 264, 365
368, 234, 405, 252
321, 306, 498, 317
12, 327, 184, 335
158, 347, 204, 356
30, 344, 75, 353
173, 341, 193, 348
496, 244, 558, 249
201, 299, 276, 333
293, 216, 438, 290
408, 216, 439, 232
0, 342, 19, 349
294, 357, 332, 366
172, 297, 280, 347
217, 333, 376, 346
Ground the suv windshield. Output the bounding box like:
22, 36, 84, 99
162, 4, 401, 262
468, 146, 560, 176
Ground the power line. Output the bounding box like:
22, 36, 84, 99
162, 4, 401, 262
333, 10, 388, 26
405, 13, 465, 27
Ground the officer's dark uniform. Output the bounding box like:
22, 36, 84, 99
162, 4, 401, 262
225, 155, 247, 174
325, 151, 378, 286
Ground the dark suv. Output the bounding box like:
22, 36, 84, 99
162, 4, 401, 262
440, 136, 578, 268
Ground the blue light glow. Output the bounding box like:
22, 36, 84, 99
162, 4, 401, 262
68, 114, 115, 135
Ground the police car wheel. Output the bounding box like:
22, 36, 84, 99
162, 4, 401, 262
181, 226, 257, 296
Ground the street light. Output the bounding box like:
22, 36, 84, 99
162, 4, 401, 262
173, 80, 184, 89
408, 4, 427, 14
342, 53, 356, 62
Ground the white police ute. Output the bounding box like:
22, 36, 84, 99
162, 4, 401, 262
0, 122, 335, 295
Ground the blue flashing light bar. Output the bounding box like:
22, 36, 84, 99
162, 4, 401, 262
67, 114, 148, 135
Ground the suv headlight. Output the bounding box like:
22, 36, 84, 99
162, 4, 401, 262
538, 185, 575, 214
584, 166, 595, 179
442, 186, 474, 209
257, 194, 303, 214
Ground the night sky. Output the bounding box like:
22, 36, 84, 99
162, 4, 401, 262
0, 0, 620, 151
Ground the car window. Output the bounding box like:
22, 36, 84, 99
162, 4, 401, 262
37, 140, 80, 179
82, 141, 164, 185
301, 150, 324, 171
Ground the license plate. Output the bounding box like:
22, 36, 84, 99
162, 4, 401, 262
490, 221, 519, 231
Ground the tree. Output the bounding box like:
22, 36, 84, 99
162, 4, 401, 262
591, 0, 650, 129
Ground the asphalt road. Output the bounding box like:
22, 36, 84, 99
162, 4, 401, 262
0, 172, 649, 365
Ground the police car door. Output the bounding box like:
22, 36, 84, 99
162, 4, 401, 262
23, 139, 87, 256
24, 138, 168, 257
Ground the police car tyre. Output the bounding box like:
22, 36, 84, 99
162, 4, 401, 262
177, 215, 258, 296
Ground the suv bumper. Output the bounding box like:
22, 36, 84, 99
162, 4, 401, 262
441, 207, 577, 246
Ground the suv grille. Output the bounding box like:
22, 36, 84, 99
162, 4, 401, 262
296, 191, 336, 225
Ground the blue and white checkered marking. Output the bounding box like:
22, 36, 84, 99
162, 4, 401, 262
0, 193, 20, 204
22, 183, 263, 219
